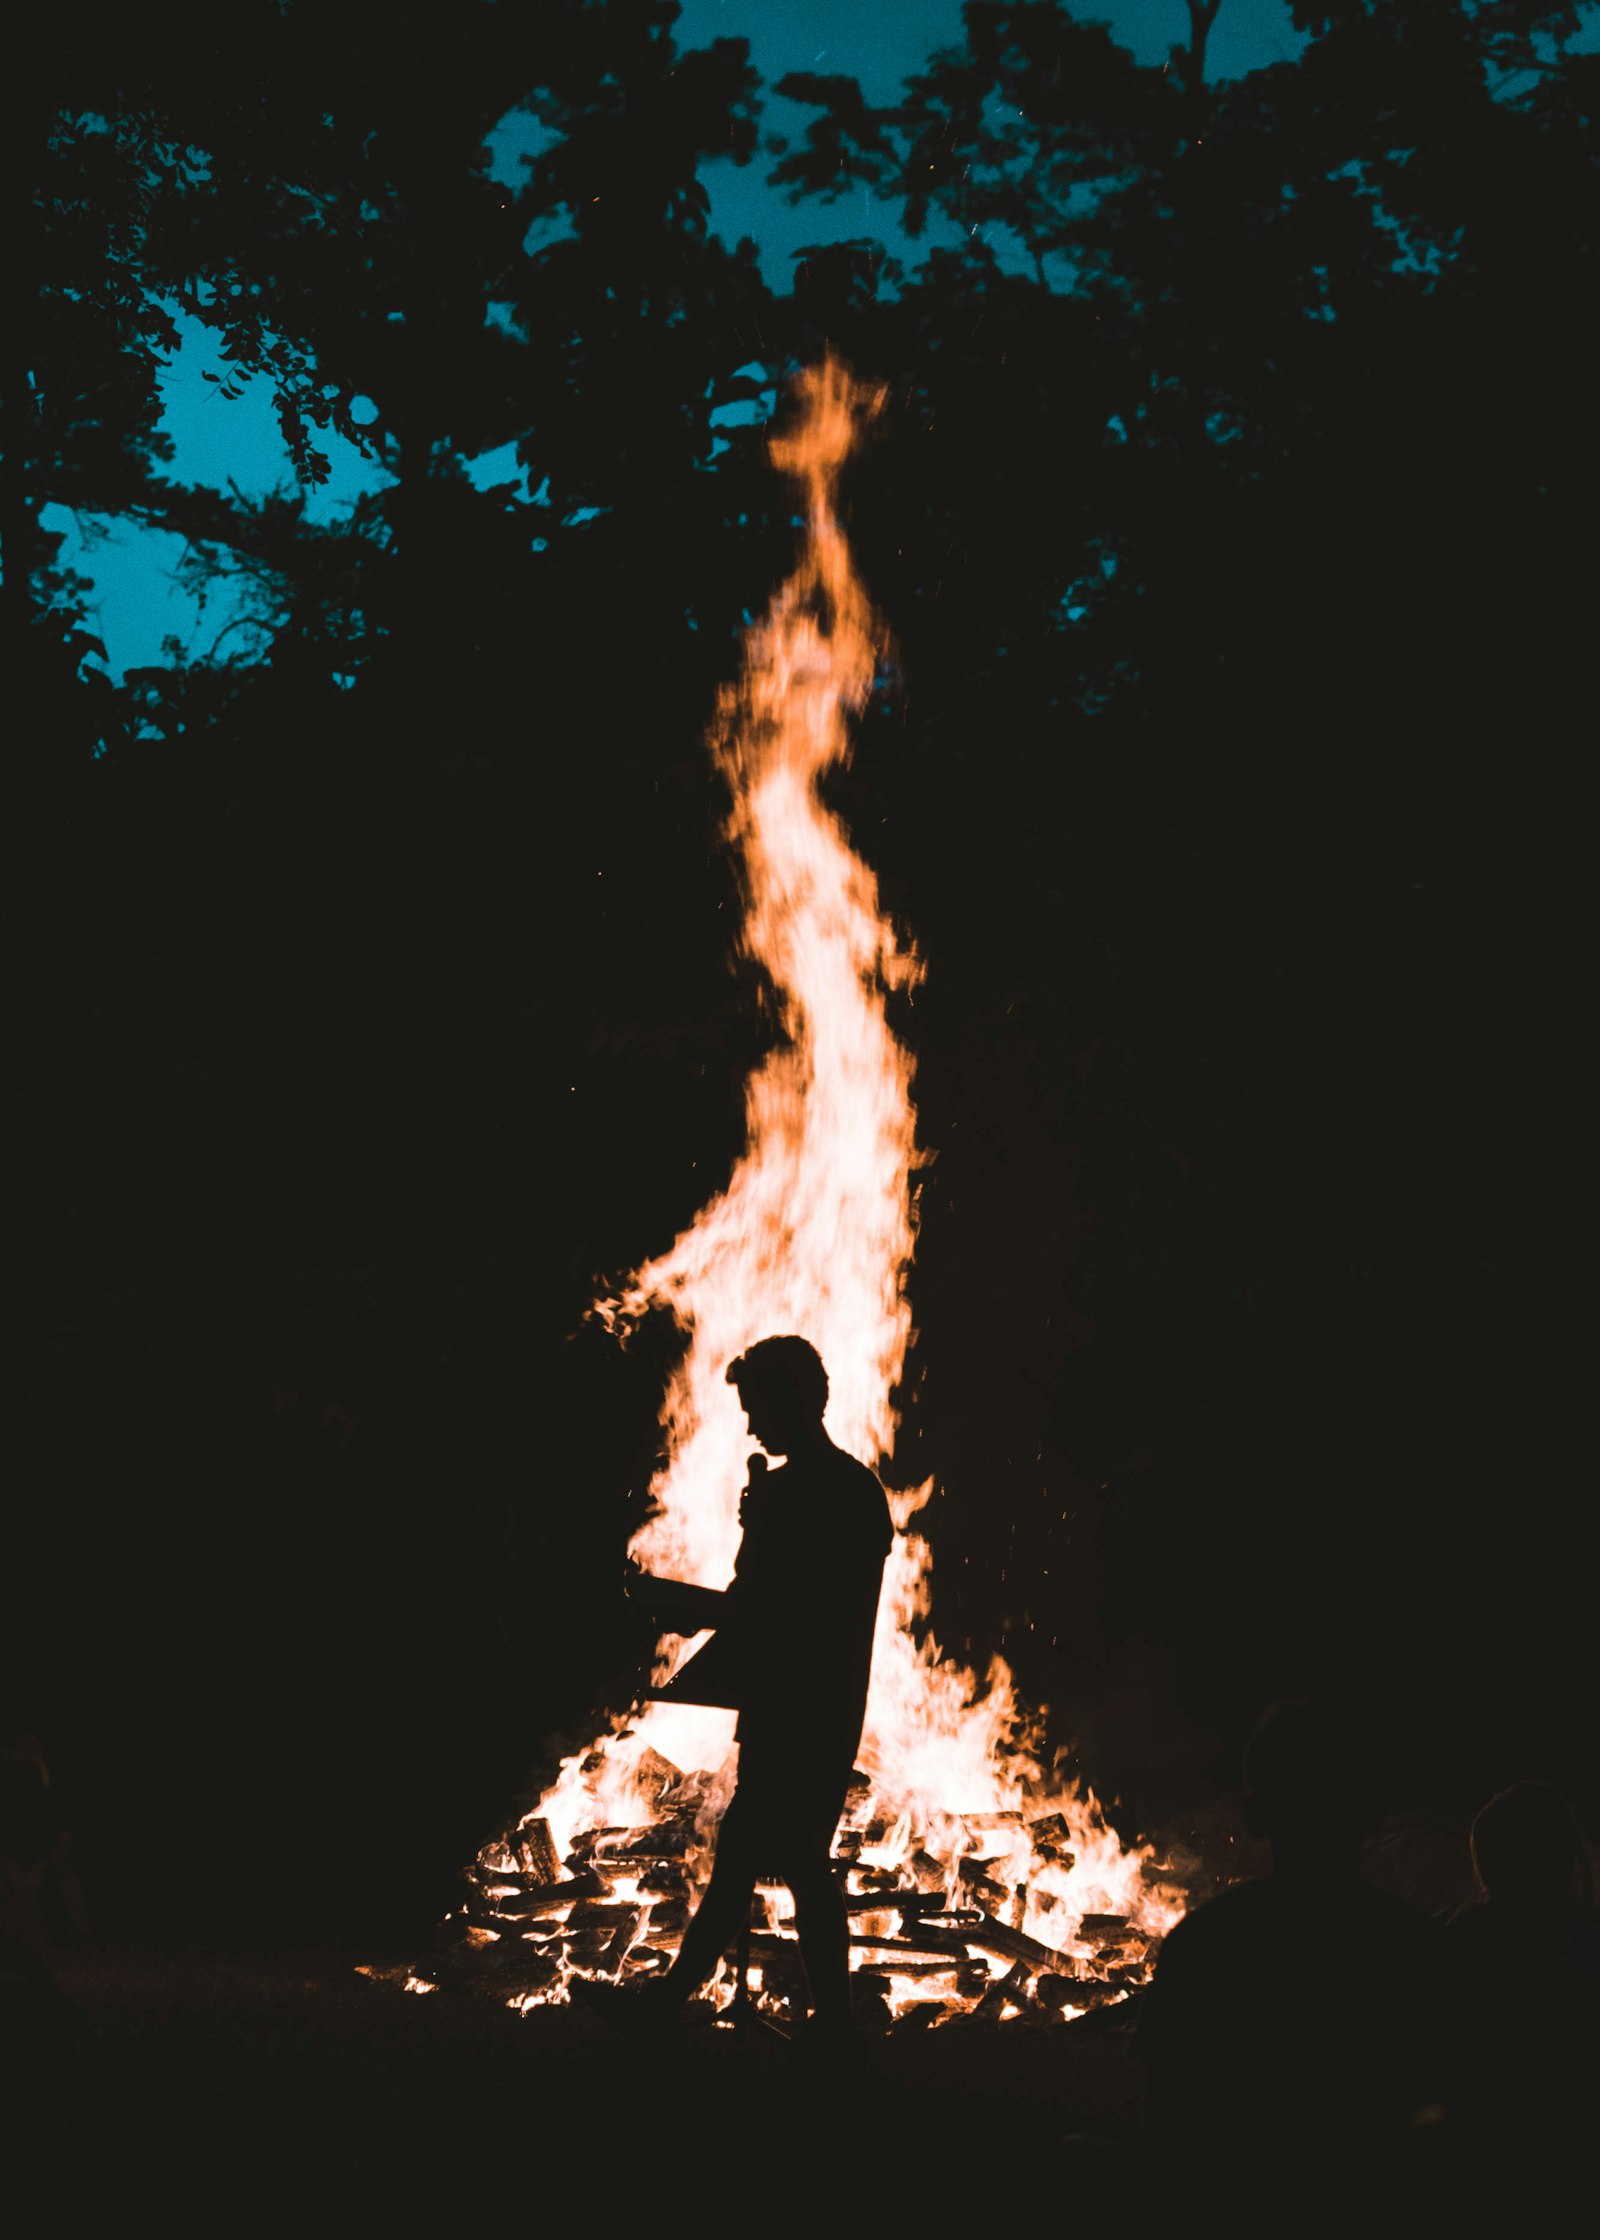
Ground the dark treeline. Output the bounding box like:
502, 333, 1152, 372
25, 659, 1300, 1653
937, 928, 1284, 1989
11, 0, 1594, 1943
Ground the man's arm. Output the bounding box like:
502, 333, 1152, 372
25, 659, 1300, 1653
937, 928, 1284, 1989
622, 1569, 728, 1635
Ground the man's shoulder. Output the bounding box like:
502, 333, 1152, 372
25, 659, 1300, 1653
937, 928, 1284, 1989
834, 1446, 892, 1525
1158, 1878, 1276, 1961
806, 1442, 892, 1546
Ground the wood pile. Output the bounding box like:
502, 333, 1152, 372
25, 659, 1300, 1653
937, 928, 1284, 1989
402, 1766, 1161, 2030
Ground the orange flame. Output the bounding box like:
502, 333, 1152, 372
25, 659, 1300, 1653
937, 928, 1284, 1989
497, 357, 1178, 2016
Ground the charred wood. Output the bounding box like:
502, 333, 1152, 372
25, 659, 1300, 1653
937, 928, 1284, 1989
1036, 1972, 1078, 2015
854, 1958, 968, 1977
487, 1871, 604, 1917
600, 1906, 646, 1976
957, 1857, 1012, 1907
553, 1900, 646, 1930
564, 1829, 626, 1864
513, 1819, 562, 1884
596, 1823, 695, 1862
974, 1961, 1033, 2019
911, 1919, 1077, 1975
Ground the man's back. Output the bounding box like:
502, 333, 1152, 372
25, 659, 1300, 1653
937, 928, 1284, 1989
1137, 1873, 1446, 2141
728, 1438, 891, 1773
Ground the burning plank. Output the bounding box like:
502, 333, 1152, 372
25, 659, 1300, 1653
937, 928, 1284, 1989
909, 1919, 1079, 1976
476, 1870, 604, 1920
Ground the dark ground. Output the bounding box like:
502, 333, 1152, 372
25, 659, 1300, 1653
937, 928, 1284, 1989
34, 1944, 1150, 2204
26, 1803, 1584, 2206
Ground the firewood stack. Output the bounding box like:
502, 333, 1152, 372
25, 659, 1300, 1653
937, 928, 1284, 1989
373, 1752, 1162, 2032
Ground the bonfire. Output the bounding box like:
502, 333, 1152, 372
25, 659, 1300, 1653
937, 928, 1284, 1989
381, 360, 1182, 2033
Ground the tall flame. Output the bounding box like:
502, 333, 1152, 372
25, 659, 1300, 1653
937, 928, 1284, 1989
495, 359, 1177, 2008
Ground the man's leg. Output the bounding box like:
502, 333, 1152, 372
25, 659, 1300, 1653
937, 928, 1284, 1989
787, 1835, 851, 2027
659, 1796, 758, 2003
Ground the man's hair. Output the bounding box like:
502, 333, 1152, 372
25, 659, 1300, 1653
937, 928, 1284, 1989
726, 1335, 829, 1422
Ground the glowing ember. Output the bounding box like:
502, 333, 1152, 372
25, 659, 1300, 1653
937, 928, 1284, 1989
441, 359, 1181, 2027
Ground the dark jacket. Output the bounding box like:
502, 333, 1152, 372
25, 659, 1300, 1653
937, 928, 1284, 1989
661, 1437, 892, 1783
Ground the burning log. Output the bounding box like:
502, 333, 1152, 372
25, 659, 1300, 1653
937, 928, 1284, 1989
571, 1857, 659, 1888
854, 1958, 965, 1977
657, 1771, 716, 1816
482, 1871, 604, 1918
846, 1934, 955, 1958
595, 1823, 696, 1863
911, 1919, 1078, 1976
436, 1916, 500, 1951
554, 1900, 645, 1931
1035, 1973, 1078, 2017
843, 1890, 916, 1917
513, 1819, 563, 1884
600, 1906, 646, 1976
956, 1858, 1013, 1908
468, 1867, 559, 1898
564, 1829, 625, 1863
1058, 1979, 1132, 2010
891, 2001, 949, 2031
973, 1962, 1034, 2020
632, 1748, 687, 1805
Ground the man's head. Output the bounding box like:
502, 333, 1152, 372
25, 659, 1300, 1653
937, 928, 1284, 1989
726, 1335, 829, 1456
1242, 1697, 1383, 1879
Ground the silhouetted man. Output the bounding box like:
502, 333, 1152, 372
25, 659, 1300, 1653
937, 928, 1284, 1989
632, 1336, 891, 2037
1135, 1698, 1445, 2153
